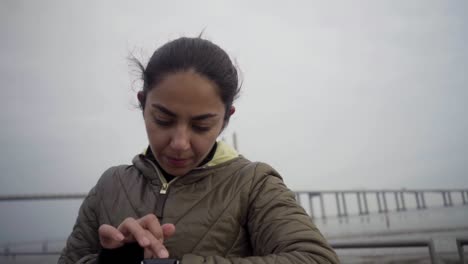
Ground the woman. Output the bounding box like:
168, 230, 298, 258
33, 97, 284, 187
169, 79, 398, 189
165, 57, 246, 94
59, 37, 339, 264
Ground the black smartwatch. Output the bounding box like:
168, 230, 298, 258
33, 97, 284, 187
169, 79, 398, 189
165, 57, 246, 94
141, 259, 179, 264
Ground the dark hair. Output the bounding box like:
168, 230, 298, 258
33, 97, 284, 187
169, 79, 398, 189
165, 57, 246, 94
134, 37, 241, 121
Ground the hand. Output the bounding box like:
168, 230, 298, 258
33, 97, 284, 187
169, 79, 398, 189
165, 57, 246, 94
98, 214, 176, 258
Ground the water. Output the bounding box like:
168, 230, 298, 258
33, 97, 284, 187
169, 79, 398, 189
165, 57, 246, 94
0, 201, 467, 263
316, 205, 468, 239
315, 205, 468, 263
0, 200, 82, 243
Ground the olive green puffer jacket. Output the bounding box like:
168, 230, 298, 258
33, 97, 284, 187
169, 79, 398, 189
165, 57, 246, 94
59, 142, 339, 263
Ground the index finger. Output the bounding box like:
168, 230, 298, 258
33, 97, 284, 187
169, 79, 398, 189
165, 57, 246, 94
118, 217, 151, 247
98, 224, 124, 249
138, 214, 163, 241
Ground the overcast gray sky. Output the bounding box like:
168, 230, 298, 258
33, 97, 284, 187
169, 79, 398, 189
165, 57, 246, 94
1, 0, 467, 196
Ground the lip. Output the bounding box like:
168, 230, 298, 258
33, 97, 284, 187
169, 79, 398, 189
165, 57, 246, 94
166, 157, 190, 168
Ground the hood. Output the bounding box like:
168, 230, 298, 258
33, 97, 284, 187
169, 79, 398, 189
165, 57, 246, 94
132, 141, 240, 183
204, 141, 239, 167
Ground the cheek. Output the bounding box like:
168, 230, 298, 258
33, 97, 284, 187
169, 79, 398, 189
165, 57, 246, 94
145, 122, 168, 149
192, 132, 220, 155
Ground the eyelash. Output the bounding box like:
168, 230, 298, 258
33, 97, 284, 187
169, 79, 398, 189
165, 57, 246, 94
154, 118, 210, 133
192, 125, 210, 132
154, 118, 172, 126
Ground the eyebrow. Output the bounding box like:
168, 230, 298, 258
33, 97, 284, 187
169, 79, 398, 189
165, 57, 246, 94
152, 103, 218, 120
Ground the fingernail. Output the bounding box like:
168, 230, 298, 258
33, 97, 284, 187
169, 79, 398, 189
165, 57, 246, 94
114, 234, 124, 241
158, 249, 169, 258
141, 237, 150, 246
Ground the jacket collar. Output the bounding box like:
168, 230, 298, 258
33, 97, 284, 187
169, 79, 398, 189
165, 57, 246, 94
133, 141, 240, 185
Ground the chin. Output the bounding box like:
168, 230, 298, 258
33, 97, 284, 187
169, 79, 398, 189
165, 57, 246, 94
165, 167, 191, 177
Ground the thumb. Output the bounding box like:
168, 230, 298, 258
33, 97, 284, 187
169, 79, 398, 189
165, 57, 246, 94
161, 223, 176, 240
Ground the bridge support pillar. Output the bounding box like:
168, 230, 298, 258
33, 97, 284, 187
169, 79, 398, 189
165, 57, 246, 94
382, 192, 388, 212
400, 191, 406, 211
363, 192, 369, 214
341, 192, 348, 216
357, 192, 363, 215
421, 192, 426, 208
376, 192, 382, 213
320, 193, 326, 219
42, 241, 48, 253
335, 192, 342, 217
394, 192, 400, 211
308, 193, 315, 218
415, 192, 421, 209
447, 192, 453, 206
4, 244, 10, 257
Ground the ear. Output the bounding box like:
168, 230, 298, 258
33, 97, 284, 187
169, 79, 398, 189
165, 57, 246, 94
137, 91, 146, 107
229, 106, 236, 116
222, 106, 236, 130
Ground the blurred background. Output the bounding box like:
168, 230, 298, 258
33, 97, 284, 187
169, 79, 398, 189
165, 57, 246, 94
1, 0, 467, 263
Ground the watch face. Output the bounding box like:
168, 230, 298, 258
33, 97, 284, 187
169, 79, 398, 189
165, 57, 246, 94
141, 259, 178, 264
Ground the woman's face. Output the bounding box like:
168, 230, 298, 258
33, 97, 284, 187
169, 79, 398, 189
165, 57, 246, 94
142, 70, 227, 177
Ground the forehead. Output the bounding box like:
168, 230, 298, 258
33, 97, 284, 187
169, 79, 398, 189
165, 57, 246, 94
146, 70, 225, 113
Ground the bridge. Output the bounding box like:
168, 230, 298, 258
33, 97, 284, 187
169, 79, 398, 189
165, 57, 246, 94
294, 188, 468, 218
1, 188, 467, 218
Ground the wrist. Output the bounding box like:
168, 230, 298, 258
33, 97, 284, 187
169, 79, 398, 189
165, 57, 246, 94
141, 259, 179, 264
98, 243, 143, 264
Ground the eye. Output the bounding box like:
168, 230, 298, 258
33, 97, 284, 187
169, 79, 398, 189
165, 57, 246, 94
154, 118, 173, 127
192, 125, 210, 133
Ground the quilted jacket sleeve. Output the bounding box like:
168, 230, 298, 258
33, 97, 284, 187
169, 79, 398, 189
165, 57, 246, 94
180, 163, 340, 264
58, 186, 101, 264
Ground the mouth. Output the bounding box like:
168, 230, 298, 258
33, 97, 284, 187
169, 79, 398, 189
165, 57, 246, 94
166, 156, 191, 168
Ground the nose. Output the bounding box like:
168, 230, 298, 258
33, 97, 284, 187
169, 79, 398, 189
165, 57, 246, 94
170, 126, 191, 152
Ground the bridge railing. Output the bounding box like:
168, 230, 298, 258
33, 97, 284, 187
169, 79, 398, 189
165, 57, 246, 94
3, 238, 466, 264
457, 238, 468, 264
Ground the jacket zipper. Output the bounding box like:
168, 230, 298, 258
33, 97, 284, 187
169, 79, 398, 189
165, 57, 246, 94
146, 160, 178, 219
145, 158, 210, 218
160, 182, 169, 194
